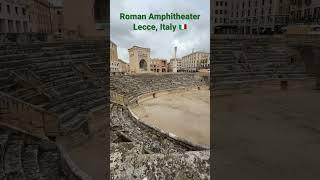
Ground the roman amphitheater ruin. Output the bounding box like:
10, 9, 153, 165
0, 36, 108, 180
110, 73, 211, 179
0, 32, 211, 179
1, 25, 319, 180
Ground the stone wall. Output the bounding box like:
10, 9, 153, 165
110, 91, 128, 106
0, 92, 58, 138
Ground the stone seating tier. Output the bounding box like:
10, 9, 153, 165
110, 103, 210, 179
0, 125, 67, 179
212, 38, 307, 89
0, 40, 107, 136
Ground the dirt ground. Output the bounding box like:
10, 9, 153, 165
131, 89, 210, 146
214, 83, 320, 180
59, 109, 107, 180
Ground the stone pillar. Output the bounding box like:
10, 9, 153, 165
4, 19, 9, 33
12, 21, 17, 33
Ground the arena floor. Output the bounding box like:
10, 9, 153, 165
131, 89, 210, 146
214, 81, 320, 180
58, 109, 107, 180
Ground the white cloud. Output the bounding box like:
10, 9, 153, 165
111, 0, 210, 63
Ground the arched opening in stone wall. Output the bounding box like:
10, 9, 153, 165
139, 59, 147, 71
94, 0, 106, 30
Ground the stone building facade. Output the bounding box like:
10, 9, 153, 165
213, 0, 290, 34
118, 59, 130, 74
181, 51, 209, 72
29, 0, 52, 33
150, 58, 168, 73
64, 0, 106, 39
169, 58, 182, 72
0, 0, 30, 33
110, 41, 130, 74
128, 46, 151, 74
49, 0, 63, 36
110, 41, 119, 72
289, 0, 320, 24
0, 0, 65, 35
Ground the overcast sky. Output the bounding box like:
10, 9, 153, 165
110, 0, 210, 62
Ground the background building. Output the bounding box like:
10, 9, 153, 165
169, 58, 182, 72
150, 58, 168, 73
110, 41, 130, 73
0, 0, 65, 35
0, 0, 30, 33
110, 41, 119, 73
118, 59, 130, 74
212, 0, 229, 34
289, 0, 320, 24
29, 0, 52, 33
181, 51, 209, 72
49, 0, 64, 36
64, 0, 106, 39
213, 0, 290, 34
128, 46, 151, 74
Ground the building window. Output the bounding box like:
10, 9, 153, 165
7, 5, 10, 14
15, 7, 18, 15
57, 10, 61, 15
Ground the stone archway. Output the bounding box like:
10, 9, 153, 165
139, 59, 147, 71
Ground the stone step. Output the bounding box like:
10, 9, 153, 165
111, 151, 210, 180
0, 132, 9, 179
110, 142, 145, 157
4, 134, 25, 179
22, 145, 43, 180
